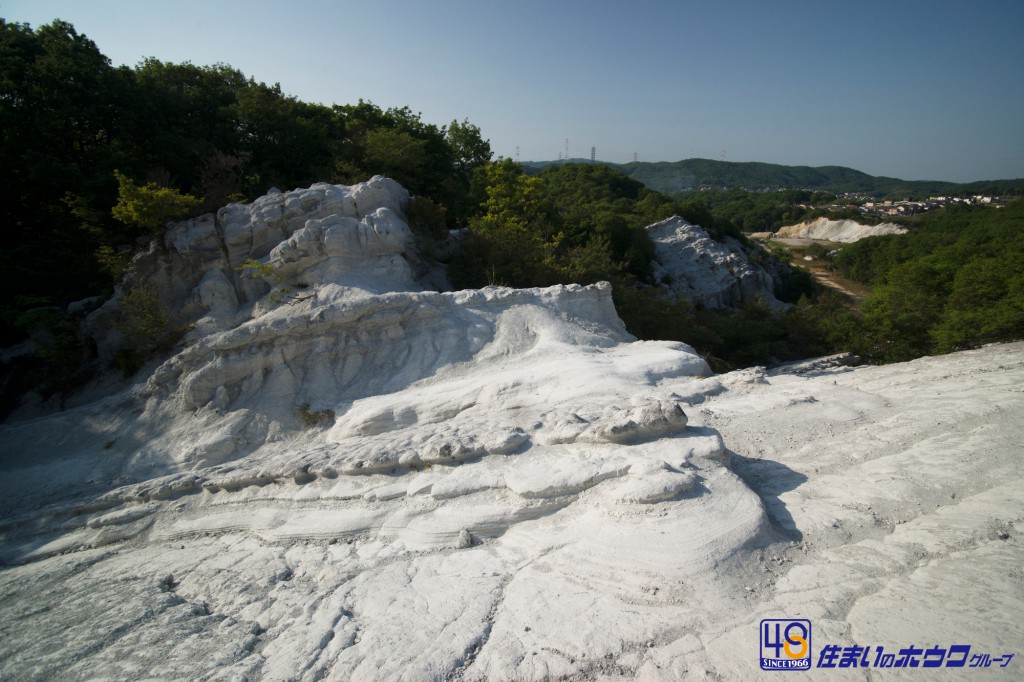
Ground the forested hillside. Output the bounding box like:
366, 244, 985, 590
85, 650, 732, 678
675, 189, 832, 232
831, 200, 1024, 361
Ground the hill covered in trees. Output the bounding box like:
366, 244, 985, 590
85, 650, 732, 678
523, 158, 1024, 197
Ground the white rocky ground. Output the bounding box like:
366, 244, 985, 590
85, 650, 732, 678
774, 218, 906, 243
1, 181, 1021, 680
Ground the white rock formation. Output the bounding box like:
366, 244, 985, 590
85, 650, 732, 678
775, 217, 906, 242
1, 181, 1022, 681
86, 176, 415, 358
647, 215, 784, 309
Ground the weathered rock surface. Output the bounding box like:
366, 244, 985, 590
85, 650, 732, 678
1, 181, 1021, 681
775, 216, 906, 242
647, 215, 784, 309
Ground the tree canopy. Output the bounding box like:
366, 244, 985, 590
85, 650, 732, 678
111, 171, 201, 236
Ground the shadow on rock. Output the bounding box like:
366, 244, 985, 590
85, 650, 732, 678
728, 450, 807, 540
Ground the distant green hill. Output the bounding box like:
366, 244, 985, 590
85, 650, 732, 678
522, 159, 1024, 197
622, 159, 909, 194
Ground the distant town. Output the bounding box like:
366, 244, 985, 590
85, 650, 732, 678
815, 193, 1012, 220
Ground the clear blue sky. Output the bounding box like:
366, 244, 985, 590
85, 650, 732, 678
4, 0, 1023, 182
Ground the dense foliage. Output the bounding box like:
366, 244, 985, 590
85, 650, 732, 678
831, 200, 1024, 361
0, 18, 491, 345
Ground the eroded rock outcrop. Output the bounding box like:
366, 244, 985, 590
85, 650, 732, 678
0, 179, 784, 681
2, 180, 729, 511
647, 215, 784, 309
86, 176, 413, 358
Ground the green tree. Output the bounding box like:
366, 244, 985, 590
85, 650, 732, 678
931, 254, 1024, 352
233, 80, 340, 193
112, 283, 188, 375
442, 118, 491, 224
362, 127, 429, 189
446, 119, 492, 173
111, 170, 201, 237
463, 159, 559, 287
